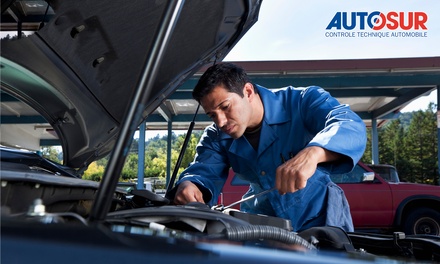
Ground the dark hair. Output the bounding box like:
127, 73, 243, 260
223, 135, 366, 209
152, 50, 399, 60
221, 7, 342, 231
192, 63, 252, 103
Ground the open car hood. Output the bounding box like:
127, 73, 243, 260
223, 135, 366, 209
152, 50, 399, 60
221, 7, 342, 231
1, 0, 261, 170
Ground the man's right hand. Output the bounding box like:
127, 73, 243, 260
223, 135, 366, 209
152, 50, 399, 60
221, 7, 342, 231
173, 180, 205, 205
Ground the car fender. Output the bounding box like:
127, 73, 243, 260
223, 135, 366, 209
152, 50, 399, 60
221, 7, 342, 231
394, 195, 440, 226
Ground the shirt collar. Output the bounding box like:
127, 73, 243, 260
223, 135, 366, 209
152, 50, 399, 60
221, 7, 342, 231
215, 85, 290, 141
255, 84, 290, 125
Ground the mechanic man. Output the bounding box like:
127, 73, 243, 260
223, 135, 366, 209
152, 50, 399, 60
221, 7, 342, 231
171, 63, 366, 232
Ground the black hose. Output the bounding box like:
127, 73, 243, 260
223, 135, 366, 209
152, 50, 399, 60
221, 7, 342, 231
224, 225, 316, 250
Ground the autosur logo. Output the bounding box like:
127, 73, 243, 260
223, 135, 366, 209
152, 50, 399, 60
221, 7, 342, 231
325, 11, 428, 38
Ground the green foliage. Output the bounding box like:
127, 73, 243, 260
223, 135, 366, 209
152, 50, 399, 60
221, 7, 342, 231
174, 131, 202, 169
403, 105, 438, 184
40, 146, 62, 164
142, 131, 203, 179
86, 172, 103, 182
82, 162, 105, 181
80, 131, 202, 183
362, 103, 438, 185
121, 154, 139, 180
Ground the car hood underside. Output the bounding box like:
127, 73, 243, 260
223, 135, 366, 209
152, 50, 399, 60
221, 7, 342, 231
1, 0, 261, 170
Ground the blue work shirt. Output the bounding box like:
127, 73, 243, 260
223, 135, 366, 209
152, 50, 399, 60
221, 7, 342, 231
176, 85, 366, 232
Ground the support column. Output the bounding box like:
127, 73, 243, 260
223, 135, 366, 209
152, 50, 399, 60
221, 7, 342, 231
371, 118, 379, 164
166, 121, 172, 186
137, 122, 146, 189
437, 86, 440, 185
17, 21, 22, 39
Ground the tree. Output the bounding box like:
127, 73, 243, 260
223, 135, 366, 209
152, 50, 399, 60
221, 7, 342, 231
40, 146, 62, 163
82, 162, 105, 182
1, 32, 28, 40
403, 104, 438, 184
172, 131, 202, 170
376, 119, 412, 181
144, 137, 168, 178
121, 153, 139, 180
361, 128, 372, 164
142, 131, 202, 180
361, 103, 438, 185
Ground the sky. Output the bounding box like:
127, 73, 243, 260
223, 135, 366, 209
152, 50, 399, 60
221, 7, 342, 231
225, 0, 440, 61
224, 0, 439, 112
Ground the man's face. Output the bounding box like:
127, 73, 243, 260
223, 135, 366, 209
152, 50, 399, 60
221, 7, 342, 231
200, 85, 252, 139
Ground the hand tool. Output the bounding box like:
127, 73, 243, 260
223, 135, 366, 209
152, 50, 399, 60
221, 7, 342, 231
222, 187, 276, 210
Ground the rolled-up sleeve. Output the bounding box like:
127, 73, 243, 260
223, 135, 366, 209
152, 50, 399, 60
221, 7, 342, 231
301, 86, 367, 173
174, 126, 231, 205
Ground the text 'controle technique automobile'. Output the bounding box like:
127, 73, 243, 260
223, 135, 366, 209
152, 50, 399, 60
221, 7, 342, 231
1, 1, 439, 263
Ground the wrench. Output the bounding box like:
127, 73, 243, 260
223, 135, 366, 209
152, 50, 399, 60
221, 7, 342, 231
221, 187, 276, 210
218, 155, 285, 211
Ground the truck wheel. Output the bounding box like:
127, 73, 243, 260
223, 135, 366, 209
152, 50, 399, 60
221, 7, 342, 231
403, 208, 440, 235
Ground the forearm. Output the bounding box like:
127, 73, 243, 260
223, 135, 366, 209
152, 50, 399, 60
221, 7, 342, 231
307, 146, 344, 164
276, 146, 345, 194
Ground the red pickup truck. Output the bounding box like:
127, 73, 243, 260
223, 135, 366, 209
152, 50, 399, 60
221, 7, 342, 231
219, 162, 440, 235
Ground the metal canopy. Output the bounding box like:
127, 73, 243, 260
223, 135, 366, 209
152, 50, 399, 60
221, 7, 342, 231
1, 57, 440, 149
146, 57, 440, 130
2, 57, 440, 149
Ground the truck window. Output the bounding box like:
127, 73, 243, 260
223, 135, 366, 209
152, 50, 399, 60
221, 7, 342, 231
330, 164, 368, 183
367, 165, 400, 183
